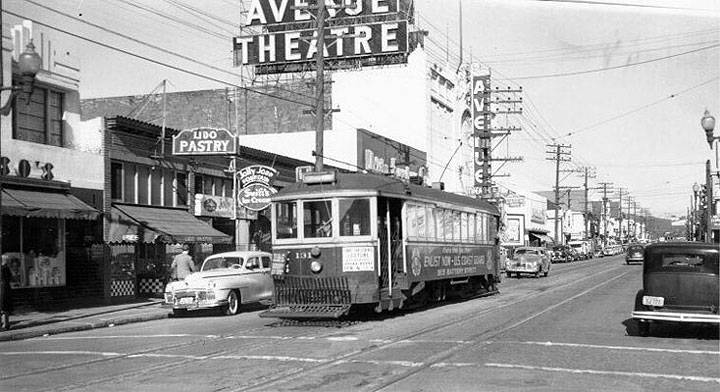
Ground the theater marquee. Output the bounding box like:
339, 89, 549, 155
234, 0, 409, 74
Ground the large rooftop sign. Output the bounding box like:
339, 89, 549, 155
234, 0, 409, 74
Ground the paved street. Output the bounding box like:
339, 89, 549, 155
1, 255, 717, 392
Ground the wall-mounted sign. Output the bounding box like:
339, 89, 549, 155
195, 194, 258, 220
247, 0, 400, 26
356, 129, 427, 184
0, 156, 55, 180
238, 165, 278, 211
172, 127, 236, 155
472, 75, 492, 197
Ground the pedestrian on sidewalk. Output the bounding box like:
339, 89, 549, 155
1, 254, 13, 331
170, 244, 195, 281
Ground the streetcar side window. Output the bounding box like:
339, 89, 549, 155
435, 209, 444, 241
461, 212, 469, 242
276, 201, 298, 239
304, 200, 333, 238
425, 206, 435, 240
339, 198, 370, 237
467, 213, 476, 243
452, 211, 461, 242
476, 214, 484, 243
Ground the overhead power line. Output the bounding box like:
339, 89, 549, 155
3, 10, 315, 108
512, 43, 720, 80
558, 76, 720, 138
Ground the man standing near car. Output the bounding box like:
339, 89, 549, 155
170, 244, 195, 281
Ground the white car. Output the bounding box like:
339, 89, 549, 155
164, 251, 274, 316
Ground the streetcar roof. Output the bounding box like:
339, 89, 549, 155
272, 172, 499, 215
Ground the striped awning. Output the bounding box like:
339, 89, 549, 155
1, 188, 99, 220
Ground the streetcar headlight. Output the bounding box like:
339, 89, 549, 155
310, 246, 322, 258
310, 261, 323, 273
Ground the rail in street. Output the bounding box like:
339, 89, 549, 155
0, 255, 717, 392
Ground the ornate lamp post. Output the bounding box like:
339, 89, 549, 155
692, 182, 700, 241
1, 41, 42, 115
1, 40, 43, 258
701, 109, 717, 243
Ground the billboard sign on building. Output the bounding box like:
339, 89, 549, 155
471, 75, 492, 197
172, 127, 236, 155
237, 165, 278, 211
356, 128, 426, 183
234, 0, 409, 74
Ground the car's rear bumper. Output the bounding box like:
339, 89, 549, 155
626, 257, 643, 262
506, 266, 540, 274
632, 310, 720, 324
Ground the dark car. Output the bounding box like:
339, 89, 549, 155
632, 242, 719, 336
625, 244, 644, 264
551, 245, 572, 263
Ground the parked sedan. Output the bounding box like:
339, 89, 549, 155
632, 242, 719, 336
164, 251, 274, 316
551, 245, 572, 263
625, 244, 644, 264
505, 247, 551, 278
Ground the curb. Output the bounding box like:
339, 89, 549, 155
0, 311, 170, 342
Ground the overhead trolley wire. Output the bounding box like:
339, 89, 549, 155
3, 10, 315, 108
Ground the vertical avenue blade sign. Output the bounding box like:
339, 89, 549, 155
172, 127, 237, 155
472, 75, 491, 197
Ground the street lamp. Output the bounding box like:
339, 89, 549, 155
701, 109, 718, 243
701, 109, 717, 148
692, 182, 700, 241
0, 41, 42, 116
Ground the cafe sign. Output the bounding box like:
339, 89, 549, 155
172, 127, 236, 155
237, 165, 278, 211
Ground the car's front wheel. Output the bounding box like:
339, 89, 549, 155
224, 290, 240, 316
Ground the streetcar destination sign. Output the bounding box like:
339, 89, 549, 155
172, 127, 236, 155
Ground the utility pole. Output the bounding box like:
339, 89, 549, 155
313, 2, 326, 171
546, 144, 572, 243
632, 201, 638, 240
578, 167, 596, 239
706, 159, 713, 243
616, 188, 625, 243
626, 196, 633, 240
597, 182, 613, 247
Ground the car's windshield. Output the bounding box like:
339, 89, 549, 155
202, 256, 243, 271
515, 249, 537, 255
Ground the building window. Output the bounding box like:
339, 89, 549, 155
13, 84, 65, 147
111, 162, 123, 200
176, 172, 187, 206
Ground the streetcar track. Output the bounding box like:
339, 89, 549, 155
229, 259, 630, 392
1, 258, 627, 391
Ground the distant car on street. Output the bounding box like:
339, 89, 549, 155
164, 251, 274, 316
505, 246, 551, 278
632, 242, 719, 336
551, 245, 572, 263
625, 244, 645, 264
568, 240, 591, 260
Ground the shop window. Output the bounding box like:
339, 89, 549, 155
137, 165, 150, 204
276, 201, 297, 239
123, 163, 136, 202
304, 200, 333, 238
111, 162, 123, 200
163, 168, 174, 206
150, 167, 162, 205
194, 174, 205, 195
2, 216, 64, 288
176, 172, 187, 206
13, 84, 65, 147
339, 198, 370, 237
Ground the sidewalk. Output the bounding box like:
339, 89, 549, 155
0, 299, 171, 342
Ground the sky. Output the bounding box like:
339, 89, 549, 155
4, 0, 720, 218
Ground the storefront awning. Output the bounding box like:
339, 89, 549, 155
1, 188, 99, 220
529, 232, 555, 244
110, 204, 232, 244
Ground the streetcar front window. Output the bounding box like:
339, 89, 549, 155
276, 201, 298, 239
339, 198, 370, 236
304, 200, 333, 238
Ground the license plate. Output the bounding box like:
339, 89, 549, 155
642, 296, 664, 307
179, 297, 195, 305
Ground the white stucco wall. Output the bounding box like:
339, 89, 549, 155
2, 21, 103, 191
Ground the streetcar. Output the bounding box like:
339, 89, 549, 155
259, 171, 501, 319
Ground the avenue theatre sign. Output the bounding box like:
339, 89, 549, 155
238, 165, 278, 211
172, 127, 237, 155
234, 0, 409, 74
